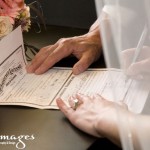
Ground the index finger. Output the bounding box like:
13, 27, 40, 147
56, 98, 74, 118
34, 45, 73, 74
26, 44, 57, 73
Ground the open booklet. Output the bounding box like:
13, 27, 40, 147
0, 26, 149, 113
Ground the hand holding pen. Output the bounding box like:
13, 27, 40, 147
121, 25, 150, 81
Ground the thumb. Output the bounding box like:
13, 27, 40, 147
72, 55, 94, 75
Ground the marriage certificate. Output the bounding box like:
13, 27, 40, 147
0, 26, 149, 113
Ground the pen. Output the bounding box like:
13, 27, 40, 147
125, 25, 148, 83
132, 24, 148, 63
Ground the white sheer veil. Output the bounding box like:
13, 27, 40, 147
95, 0, 150, 150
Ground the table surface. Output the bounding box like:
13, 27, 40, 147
0, 25, 122, 150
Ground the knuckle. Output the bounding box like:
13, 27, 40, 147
57, 37, 72, 45
57, 38, 67, 43
40, 46, 48, 52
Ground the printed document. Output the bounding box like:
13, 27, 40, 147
0, 26, 149, 113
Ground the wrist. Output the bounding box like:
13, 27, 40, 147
93, 107, 133, 146
93, 112, 119, 138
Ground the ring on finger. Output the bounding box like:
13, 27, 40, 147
73, 99, 79, 110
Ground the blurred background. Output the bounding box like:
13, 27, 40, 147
26, 0, 97, 29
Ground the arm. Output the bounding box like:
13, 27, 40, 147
128, 114, 150, 150
95, 105, 150, 149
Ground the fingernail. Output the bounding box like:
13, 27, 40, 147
73, 66, 83, 75
93, 93, 101, 98
76, 93, 84, 96
76, 93, 85, 99
69, 96, 74, 100
56, 98, 61, 102
69, 94, 76, 99
35, 67, 43, 74
26, 65, 33, 73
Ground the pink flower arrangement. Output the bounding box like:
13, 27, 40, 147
0, 0, 31, 39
